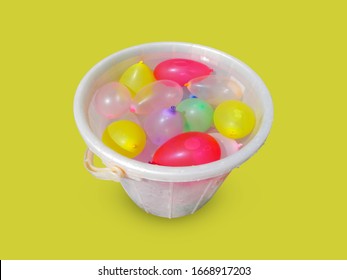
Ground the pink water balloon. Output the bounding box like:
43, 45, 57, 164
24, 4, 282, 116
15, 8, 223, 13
209, 132, 242, 158
130, 80, 183, 115
144, 106, 184, 145
93, 82, 131, 119
154, 58, 213, 86
185, 75, 244, 107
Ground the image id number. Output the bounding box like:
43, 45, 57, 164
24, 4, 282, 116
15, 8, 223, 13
192, 266, 251, 276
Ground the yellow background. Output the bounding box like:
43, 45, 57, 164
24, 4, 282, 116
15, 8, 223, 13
1, 0, 346, 259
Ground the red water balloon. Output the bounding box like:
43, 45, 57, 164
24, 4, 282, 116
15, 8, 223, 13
151, 132, 221, 167
154, 58, 213, 86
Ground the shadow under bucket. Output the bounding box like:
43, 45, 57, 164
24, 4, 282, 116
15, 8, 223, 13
74, 42, 273, 218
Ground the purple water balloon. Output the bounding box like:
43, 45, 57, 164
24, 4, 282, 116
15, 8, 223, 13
144, 106, 184, 145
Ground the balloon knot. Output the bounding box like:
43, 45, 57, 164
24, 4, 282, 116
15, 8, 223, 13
129, 105, 136, 113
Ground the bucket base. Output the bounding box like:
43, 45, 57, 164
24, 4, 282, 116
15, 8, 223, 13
120, 174, 228, 218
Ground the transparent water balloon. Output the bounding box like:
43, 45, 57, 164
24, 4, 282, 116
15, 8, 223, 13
93, 82, 131, 119
130, 80, 183, 115
185, 75, 244, 106
209, 132, 242, 158
134, 138, 158, 163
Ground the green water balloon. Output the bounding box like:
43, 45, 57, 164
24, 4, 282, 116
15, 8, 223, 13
176, 97, 214, 132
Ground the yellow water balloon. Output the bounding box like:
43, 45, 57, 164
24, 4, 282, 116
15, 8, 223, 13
119, 61, 155, 97
214, 100, 256, 139
102, 120, 146, 158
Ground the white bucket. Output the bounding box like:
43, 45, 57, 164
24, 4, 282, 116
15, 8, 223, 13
74, 42, 273, 218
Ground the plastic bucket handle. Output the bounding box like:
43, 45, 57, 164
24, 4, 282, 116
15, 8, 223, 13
84, 148, 125, 182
